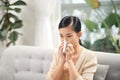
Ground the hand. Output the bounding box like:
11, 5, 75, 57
58, 43, 66, 63
65, 43, 75, 61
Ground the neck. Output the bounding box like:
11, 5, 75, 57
74, 44, 83, 55
72, 44, 83, 64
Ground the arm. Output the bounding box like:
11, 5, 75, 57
50, 60, 65, 80
67, 52, 97, 80
46, 53, 65, 80
67, 60, 80, 80
46, 45, 66, 80
46, 48, 65, 80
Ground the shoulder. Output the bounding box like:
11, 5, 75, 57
83, 47, 96, 58
82, 47, 97, 63
81, 48, 97, 73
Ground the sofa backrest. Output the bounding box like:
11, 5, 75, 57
94, 51, 120, 80
0, 46, 120, 80
0, 46, 56, 80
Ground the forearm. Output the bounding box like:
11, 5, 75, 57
51, 61, 64, 80
67, 60, 95, 80
67, 60, 80, 80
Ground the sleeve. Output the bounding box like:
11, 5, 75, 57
46, 53, 58, 80
76, 52, 97, 80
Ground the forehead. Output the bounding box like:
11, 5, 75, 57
59, 26, 75, 35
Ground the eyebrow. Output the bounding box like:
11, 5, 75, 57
66, 33, 72, 35
60, 33, 72, 35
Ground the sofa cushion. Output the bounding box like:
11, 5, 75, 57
94, 64, 109, 80
0, 66, 12, 80
0, 46, 55, 80
14, 72, 45, 80
95, 51, 120, 80
1, 46, 120, 80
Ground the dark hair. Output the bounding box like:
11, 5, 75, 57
58, 16, 82, 45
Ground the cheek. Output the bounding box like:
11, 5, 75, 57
68, 38, 78, 46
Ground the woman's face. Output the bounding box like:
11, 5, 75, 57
59, 25, 81, 48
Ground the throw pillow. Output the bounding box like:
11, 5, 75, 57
93, 64, 110, 80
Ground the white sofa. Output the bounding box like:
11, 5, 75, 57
0, 45, 120, 80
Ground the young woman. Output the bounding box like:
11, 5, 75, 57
46, 16, 97, 80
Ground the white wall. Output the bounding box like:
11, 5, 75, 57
16, 0, 61, 47
20, 0, 36, 45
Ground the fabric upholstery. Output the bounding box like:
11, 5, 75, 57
93, 64, 109, 80
95, 51, 120, 80
0, 45, 120, 80
0, 46, 55, 80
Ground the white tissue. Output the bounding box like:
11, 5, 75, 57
63, 40, 67, 52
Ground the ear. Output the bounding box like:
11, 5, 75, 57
77, 31, 82, 38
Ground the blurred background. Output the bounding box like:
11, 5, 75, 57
0, 0, 120, 54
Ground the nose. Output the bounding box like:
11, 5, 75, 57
61, 38, 66, 43
62, 38, 69, 42
62, 38, 67, 41
61, 36, 68, 42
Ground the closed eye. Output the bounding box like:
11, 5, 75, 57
67, 35, 72, 38
60, 34, 63, 38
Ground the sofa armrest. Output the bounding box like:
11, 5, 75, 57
0, 66, 10, 80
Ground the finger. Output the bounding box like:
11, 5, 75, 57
58, 43, 64, 50
67, 43, 73, 49
66, 48, 73, 54
66, 47, 70, 52
59, 43, 63, 48
67, 44, 74, 53
65, 47, 72, 55
65, 48, 72, 60
58, 44, 63, 55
